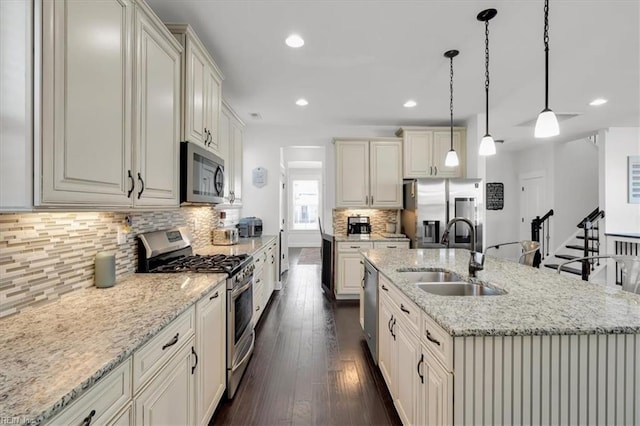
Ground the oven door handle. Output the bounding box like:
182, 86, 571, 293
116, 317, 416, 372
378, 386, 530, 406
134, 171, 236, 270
231, 279, 253, 298
232, 330, 255, 372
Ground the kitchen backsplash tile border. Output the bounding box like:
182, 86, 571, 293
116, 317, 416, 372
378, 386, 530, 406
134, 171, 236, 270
332, 209, 400, 236
0, 207, 222, 318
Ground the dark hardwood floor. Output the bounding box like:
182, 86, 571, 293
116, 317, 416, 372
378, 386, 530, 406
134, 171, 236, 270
211, 248, 401, 426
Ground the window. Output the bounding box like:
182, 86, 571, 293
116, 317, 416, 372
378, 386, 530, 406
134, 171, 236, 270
292, 179, 319, 230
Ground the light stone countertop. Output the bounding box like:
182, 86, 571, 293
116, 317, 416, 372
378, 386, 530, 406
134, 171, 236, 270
364, 248, 640, 337
334, 233, 409, 243
0, 236, 277, 424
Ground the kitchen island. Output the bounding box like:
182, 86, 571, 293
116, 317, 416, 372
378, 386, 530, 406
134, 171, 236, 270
364, 248, 640, 426
0, 236, 276, 425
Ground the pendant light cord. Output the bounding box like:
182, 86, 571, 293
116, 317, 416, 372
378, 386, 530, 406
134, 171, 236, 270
484, 20, 490, 135
544, 0, 550, 110
450, 55, 454, 150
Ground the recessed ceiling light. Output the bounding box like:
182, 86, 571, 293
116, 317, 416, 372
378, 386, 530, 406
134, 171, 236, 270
403, 100, 417, 108
295, 98, 308, 106
589, 98, 608, 106
285, 34, 304, 48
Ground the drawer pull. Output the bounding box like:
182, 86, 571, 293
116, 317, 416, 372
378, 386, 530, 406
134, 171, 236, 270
209, 291, 219, 300
256, 306, 260, 311
191, 346, 198, 375
162, 333, 179, 350
350, 246, 360, 249
426, 330, 441, 346
81, 409, 96, 426
391, 318, 396, 340
400, 304, 410, 315
387, 246, 397, 248
417, 353, 424, 384
381, 284, 389, 292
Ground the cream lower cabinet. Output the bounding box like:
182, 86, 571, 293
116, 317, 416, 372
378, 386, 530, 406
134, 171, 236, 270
265, 241, 277, 299
134, 336, 196, 426
378, 275, 421, 425
195, 284, 226, 426
418, 346, 453, 426
335, 139, 402, 208
46, 358, 132, 425
397, 127, 466, 179
335, 242, 373, 298
39, 0, 182, 208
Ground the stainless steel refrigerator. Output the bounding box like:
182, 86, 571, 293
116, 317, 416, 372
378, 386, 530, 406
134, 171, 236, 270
401, 179, 484, 252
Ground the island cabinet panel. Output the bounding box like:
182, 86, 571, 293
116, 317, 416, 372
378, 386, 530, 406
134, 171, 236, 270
451, 333, 640, 426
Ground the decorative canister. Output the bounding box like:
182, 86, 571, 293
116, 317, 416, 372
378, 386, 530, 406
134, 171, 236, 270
95, 252, 116, 288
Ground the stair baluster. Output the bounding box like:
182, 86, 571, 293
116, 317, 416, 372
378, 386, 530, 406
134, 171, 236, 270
531, 209, 554, 263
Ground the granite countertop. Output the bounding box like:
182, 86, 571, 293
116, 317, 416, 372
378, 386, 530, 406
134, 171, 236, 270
364, 248, 640, 338
334, 233, 409, 242
198, 235, 278, 256
0, 235, 277, 424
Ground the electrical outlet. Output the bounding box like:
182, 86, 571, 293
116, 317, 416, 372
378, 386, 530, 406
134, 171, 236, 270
117, 228, 127, 245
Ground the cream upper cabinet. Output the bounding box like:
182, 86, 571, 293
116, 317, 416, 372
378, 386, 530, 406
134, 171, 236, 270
369, 140, 403, 207
39, 0, 134, 206
133, 1, 181, 207
38, 0, 182, 208
0, 0, 32, 211
168, 24, 224, 155
398, 127, 466, 179
220, 99, 244, 206
335, 139, 402, 208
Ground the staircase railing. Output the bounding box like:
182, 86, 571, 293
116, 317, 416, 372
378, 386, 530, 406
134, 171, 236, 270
531, 209, 554, 262
576, 208, 605, 281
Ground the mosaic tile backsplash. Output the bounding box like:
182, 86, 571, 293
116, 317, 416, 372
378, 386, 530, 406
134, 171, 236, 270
332, 209, 401, 236
0, 207, 222, 318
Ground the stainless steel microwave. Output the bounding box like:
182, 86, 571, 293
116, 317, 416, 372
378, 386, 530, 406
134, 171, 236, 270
180, 142, 224, 204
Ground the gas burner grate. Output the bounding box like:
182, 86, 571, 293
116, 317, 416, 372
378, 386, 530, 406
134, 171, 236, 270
150, 253, 249, 274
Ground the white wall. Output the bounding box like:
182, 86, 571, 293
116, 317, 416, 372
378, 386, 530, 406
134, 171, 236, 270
484, 137, 600, 259
242, 124, 398, 236
601, 127, 640, 234
485, 151, 520, 260
553, 138, 599, 244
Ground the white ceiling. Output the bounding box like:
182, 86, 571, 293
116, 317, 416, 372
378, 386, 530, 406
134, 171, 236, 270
147, 0, 640, 151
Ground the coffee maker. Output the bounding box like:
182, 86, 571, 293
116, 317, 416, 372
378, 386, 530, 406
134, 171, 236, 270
347, 216, 371, 235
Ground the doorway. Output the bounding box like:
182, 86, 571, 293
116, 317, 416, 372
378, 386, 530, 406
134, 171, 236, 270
519, 171, 547, 241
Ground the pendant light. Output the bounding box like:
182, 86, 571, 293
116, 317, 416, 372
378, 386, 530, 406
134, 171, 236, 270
444, 49, 460, 167
477, 8, 497, 156
534, 0, 559, 138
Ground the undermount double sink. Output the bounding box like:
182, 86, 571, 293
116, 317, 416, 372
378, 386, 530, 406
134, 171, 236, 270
396, 269, 506, 296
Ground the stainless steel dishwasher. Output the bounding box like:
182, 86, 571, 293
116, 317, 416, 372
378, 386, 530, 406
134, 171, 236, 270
363, 259, 378, 363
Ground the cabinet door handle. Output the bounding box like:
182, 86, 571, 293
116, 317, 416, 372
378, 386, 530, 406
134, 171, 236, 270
191, 346, 198, 375
127, 170, 135, 198
381, 284, 389, 291
434, 166, 438, 175
256, 306, 260, 311
162, 332, 179, 350
388, 316, 393, 333
137, 173, 145, 199
391, 318, 396, 340
209, 291, 219, 300
400, 304, 410, 315
204, 127, 208, 145
81, 409, 96, 426
417, 353, 424, 384
371, 195, 374, 204
430, 166, 433, 175
426, 330, 441, 346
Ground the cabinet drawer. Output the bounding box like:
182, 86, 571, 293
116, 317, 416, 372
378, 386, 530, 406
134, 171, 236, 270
373, 241, 409, 249
381, 278, 422, 335
253, 249, 267, 268
133, 306, 195, 392
337, 241, 373, 252
47, 358, 132, 426
421, 312, 453, 371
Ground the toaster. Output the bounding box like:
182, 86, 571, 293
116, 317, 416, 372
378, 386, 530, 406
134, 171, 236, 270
238, 217, 263, 238
212, 227, 239, 245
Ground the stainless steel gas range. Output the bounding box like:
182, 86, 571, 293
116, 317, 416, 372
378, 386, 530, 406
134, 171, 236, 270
138, 227, 255, 399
